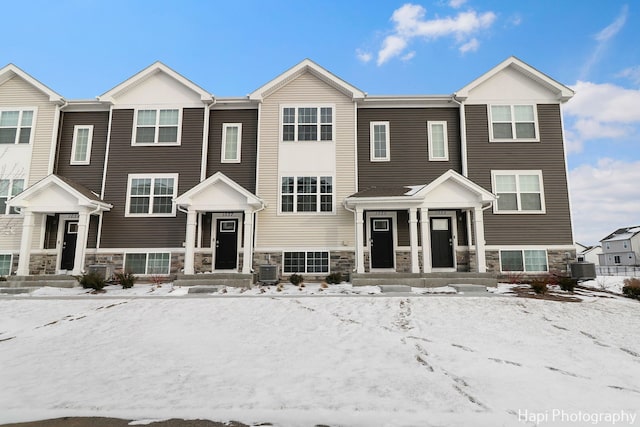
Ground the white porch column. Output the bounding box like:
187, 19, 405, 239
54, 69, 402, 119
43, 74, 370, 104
420, 208, 431, 273
183, 209, 197, 275
473, 206, 487, 273
242, 210, 254, 274
355, 208, 365, 273
72, 210, 90, 275
408, 208, 419, 273
16, 210, 35, 276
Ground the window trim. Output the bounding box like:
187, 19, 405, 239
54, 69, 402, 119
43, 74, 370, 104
280, 105, 334, 143
499, 249, 548, 273
488, 104, 540, 142
491, 170, 546, 214
0, 108, 37, 145
282, 250, 330, 274
370, 121, 390, 162
427, 121, 449, 161
70, 125, 94, 165
279, 175, 335, 215
221, 123, 242, 163
0, 253, 12, 276
124, 252, 171, 275
0, 178, 25, 215
125, 173, 179, 217
131, 107, 182, 146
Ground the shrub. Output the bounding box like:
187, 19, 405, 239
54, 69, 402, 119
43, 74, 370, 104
0, 276, 7, 282
622, 278, 640, 300
558, 276, 577, 293
325, 272, 343, 285
503, 271, 525, 284
76, 271, 105, 290
114, 272, 137, 289
289, 274, 304, 286
149, 275, 168, 287
530, 278, 548, 295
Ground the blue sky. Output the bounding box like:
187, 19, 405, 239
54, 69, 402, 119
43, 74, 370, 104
2, 0, 639, 245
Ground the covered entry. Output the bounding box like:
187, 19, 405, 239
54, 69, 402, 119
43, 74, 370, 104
345, 170, 496, 274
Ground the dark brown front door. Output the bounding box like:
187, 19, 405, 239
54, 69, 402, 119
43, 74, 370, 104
214, 219, 238, 270
61, 220, 78, 270
370, 217, 394, 269
431, 217, 454, 268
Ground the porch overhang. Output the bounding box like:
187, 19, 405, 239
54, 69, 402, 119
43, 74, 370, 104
175, 172, 264, 212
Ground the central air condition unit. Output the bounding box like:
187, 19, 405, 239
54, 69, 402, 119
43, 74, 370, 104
570, 262, 596, 281
88, 264, 115, 281
258, 264, 278, 284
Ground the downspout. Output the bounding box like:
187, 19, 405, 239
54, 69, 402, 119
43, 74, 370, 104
200, 98, 216, 182
49, 101, 68, 176
342, 200, 359, 273
451, 95, 468, 177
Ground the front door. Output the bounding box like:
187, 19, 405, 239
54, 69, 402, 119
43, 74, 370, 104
370, 217, 394, 269
214, 219, 238, 270
60, 220, 78, 271
431, 217, 454, 268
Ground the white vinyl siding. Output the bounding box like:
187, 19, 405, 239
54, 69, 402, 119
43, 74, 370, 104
370, 121, 389, 161
125, 252, 170, 275
70, 125, 93, 165
427, 121, 448, 161
125, 174, 178, 217
500, 249, 548, 272
489, 104, 539, 142
132, 108, 181, 145
0, 109, 34, 144
491, 170, 545, 214
283, 251, 329, 274
221, 123, 242, 163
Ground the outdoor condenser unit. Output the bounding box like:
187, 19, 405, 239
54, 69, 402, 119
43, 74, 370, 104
258, 264, 278, 284
570, 262, 596, 281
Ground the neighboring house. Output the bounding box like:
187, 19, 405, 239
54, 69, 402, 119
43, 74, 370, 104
0, 64, 65, 276
6, 56, 576, 280
575, 243, 601, 265
598, 226, 640, 266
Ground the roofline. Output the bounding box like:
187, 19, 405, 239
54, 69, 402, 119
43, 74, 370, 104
0, 63, 64, 103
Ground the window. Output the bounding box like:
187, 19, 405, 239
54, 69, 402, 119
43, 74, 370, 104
492, 171, 545, 213
500, 250, 548, 272
370, 121, 390, 161
221, 123, 242, 163
0, 109, 34, 144
126, 174, 178, 217
0, 179, 24, 215
281, 176, 333, 213
283, 251, 329, 274
623, 241, 628, 249
71, 125, 93, 164
489, 105, 538, 141
428, 121, 448, 161
614, 255, 621, 264
0, 254, 11, 276
133, 108, 180, 144
282, 106, 333, 142
125, 252, 171, 275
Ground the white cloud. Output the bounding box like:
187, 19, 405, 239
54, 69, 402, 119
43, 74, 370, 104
459, 38, 479, 53
580, 5, 628, 79
401, 51, 416, 61
356, 49, 372, 63
616, 65, 640, 86
376, 3, 496, 65
570, 158, 640, 244
449, 0, 466, 8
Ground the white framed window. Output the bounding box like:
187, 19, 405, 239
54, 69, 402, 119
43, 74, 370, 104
221, 123, 242, 163
281, 106, 333, 142
0, 109, 35, 144
489, 105, 539, 142
491, 170, 545, 214
70, 125, 94, 165
132, 108, 181, 145
280, 176, 333, 213
283, 251, 329, 274
500, 249, 548, 272
0, 254, 12, 276
0, 178, 24, 215
370, 121, 390, 161
428, 121, 448, 161
124, 252, 171, 275
125, 174, 178, 217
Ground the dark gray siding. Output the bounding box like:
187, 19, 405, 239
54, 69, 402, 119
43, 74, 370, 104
100, 108, 204, 248
357, 108, 461, 188
55, 111, 109, 195
207, 109, 258, 192
466, 104, 573, 245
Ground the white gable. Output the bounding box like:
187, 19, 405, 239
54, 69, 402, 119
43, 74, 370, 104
463, 66, 560, 103
423, 179, 483, 205
175, 172, 264, 212
109, 71, 206, 107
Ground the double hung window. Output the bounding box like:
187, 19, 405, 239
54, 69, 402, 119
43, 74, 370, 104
126, 174, 178, 216
282, 106, 333, 142
71, 125, 93, 164
492, 171, 544, 213
0, 109, 34, 144
134, 109, 180, 144
370, 121, 389, 161
281, 176, 333, 213
0, 179, 24, 215
489, 105, 538, 141
222, 123, 242, 162
428, 121, 448, 161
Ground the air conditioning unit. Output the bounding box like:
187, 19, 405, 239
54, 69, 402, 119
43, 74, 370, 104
258, 264, 278, 284
88, 264, 115, 281
570, 262, 596, 281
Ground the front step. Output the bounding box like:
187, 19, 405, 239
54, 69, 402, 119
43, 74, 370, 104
5, 275, 77, 288
0, 287, 34, 294
173, 273, 253, 288
351, 272, 497, 288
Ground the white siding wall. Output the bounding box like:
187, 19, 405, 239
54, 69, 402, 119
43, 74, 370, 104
255, 72, 356, 249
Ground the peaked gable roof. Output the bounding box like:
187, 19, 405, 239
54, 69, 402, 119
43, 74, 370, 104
600, 226, 640, 242
249, 58, 365, 101
98, 61, 213, 103
0, 64, 64, 103
175, 172, 264, 210
455, 56, 574, 102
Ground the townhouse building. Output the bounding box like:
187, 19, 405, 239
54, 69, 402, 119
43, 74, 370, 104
3, 57, 576, 284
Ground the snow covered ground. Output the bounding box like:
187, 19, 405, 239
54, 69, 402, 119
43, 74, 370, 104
0, 278, 639, 427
